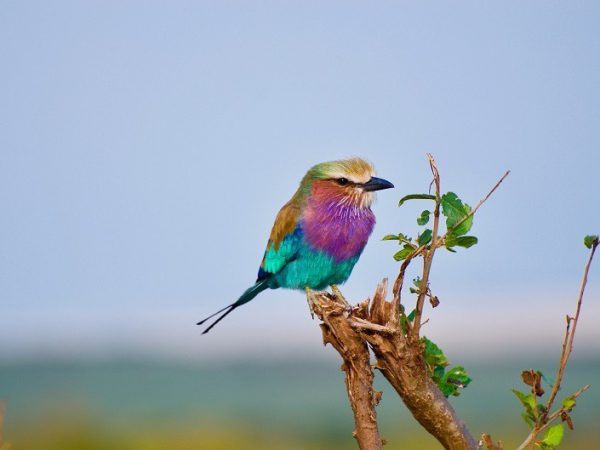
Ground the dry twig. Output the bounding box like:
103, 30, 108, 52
410, 154, 442, 339
479, 433, 503, 450
515, 237, 598, 450
404, 156, 510, 340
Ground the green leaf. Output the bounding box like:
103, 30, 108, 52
421, 336, 471, 397
562, 397, 576, 410
439, 382, 456, 397
584, 235, 598, 249
537, 404, 547, 416
542, 424, 564, 447
454, 236, 478, 248
401, 234, 415, 245
444, 365, 472, 397
399, 309, 416, 334
446, 366, 471, 383
418, 229, 433, 246
521, 412, 535, 429
512, 389, 537, 415
421, 336, 449, 368
445, 234, 457, 248
417, 210, 431, 226
433, 365, 445, 382
512, 389, 539, 429
398, 193, 436, 207
383, 233, 415, 244
441, 192, 473, 236
410, 277, 422, 293
393, 245, 414, 261
446, 235, 478, 250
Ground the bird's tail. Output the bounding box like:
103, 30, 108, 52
197, 278, 271, 334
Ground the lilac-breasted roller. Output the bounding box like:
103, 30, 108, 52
198, 158, 394, 333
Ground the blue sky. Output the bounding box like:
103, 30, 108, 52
1, 1, 598, 361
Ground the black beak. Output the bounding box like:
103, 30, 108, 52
362, 176, 394, 192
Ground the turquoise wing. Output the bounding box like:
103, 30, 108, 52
257, 201, 302, 280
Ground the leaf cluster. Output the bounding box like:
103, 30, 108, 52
385, 191, 478, 262
584, 234, 599, 249
385, 189, 480, 398
441, 192, 478, 251
380, 162, 594, 450
512, 369, 580, 449
421, 336, 471, 398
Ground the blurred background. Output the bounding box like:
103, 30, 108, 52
1, 1, 599, 449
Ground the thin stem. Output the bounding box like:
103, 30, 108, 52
392, 245, 425, 315
441, 170, 510, 243
515, 237, 598, 450
515, 384, 591, 450
392, 159, 510, 340
412, 154, 441, 339
350, 317, 399, 334
546, 242, 596, 411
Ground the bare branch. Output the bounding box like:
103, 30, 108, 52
479, 433, 503, 450
515, 237, 598, 450
396, 157, 510, 341
440, 170, 511, 244
308, 290, 384, 450
546, 240, 597, 411
515, 384, 591, 450
349, 317, 398, 334
364, 280, 478, 450
411, 154, 442, 339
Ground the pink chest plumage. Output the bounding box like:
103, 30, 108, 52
303, 194, 376, 262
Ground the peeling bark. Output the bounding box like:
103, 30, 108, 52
309, 291, 383, 450
310, 280, 477, 450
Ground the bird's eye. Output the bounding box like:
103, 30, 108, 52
337, 178, 349, 186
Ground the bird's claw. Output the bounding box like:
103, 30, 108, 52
330, 285, 351, 310
305, 287, 320, 319
305, 286, 353, 320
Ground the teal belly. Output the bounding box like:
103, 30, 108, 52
274, 246, 359, 290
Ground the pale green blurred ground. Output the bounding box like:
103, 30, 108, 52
1, 357, 598, 449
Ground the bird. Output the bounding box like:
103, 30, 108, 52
198, 158, 394, 334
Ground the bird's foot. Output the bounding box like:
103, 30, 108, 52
330, 284, 351, 311
305, 287, 320, 319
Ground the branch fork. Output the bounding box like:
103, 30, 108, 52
309, 280, 477, 450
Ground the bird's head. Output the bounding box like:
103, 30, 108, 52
300, 158, 394, 208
